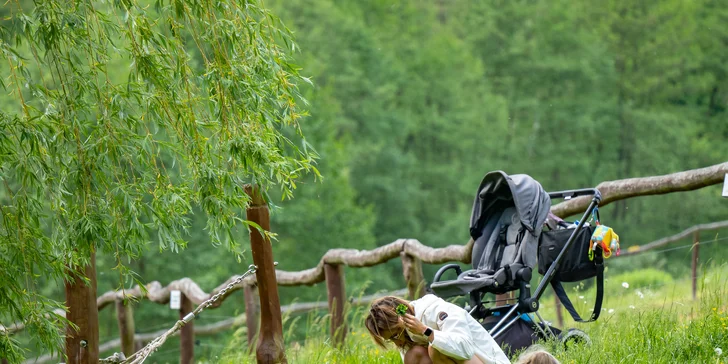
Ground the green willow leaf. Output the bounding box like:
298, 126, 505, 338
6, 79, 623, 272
0, 0, 317, 360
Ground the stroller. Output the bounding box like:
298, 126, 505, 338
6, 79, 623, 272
430, 171, 606, 356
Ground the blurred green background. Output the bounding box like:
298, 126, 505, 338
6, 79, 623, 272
3, 0, 727, 362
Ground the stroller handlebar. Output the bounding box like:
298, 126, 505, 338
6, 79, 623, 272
548, 188, 601, 203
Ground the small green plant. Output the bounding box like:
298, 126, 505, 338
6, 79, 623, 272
396, 304, 408, 316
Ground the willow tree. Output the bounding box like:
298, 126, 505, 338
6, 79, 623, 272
0, 0, 317, 362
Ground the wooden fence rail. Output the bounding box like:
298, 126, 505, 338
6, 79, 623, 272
619, 220, 728, 257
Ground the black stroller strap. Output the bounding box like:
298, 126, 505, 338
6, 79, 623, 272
551, 261, 604, 323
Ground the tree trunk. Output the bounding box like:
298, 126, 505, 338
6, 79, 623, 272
245, 185, 287, 364
65, 250, 99, 364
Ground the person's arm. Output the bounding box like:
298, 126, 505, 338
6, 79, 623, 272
402, 311, 475, 361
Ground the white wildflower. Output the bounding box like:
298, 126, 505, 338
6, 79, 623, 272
622, 282, 629, 289
636, 290, 644, 299
629, 305, 635, 309
715, 347, 722, 356
579, 296, 585, 299
608, 309, 615, 314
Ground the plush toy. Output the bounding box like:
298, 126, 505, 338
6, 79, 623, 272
589, 225, 620, 260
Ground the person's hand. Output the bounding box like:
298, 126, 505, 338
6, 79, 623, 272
400, 313, 428, 335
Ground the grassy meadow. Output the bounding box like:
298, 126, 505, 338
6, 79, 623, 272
210, 264, 728, 364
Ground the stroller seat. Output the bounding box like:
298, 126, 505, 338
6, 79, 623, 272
431, 171, 549, 303
431, 207, 534, 298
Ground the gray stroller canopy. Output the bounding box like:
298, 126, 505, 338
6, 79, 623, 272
469, 171, 551, 240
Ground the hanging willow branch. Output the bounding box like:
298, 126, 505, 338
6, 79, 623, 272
0, 0, 317, 361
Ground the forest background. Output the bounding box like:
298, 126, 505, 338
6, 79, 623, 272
2, 0, 728, 362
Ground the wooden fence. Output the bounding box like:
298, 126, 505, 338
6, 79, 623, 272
12, 220, 728, 364
12, 237, 471, 363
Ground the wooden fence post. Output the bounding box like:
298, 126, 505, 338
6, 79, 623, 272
180, 294, 194, 364
245, 185, 287, 364
115, 299, 135, 357
554, 294, 564, 328
495, 292, 513, 305
692, 230, 700, 301
400, 252, 425, 299
65, 250, 99, 364
244, 283, 260, 352
324, 263, 347, 346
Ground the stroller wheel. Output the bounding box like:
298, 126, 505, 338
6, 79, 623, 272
559, 328, 591, 349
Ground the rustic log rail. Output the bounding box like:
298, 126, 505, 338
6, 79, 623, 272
6, 238, 462, 337
619, 220, 728, 257
551, 162, 728, 218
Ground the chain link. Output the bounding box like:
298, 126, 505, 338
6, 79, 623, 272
117, 264, 259, 364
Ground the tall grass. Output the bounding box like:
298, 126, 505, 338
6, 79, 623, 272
542, 263, 728, 364
214, 265, 728, 363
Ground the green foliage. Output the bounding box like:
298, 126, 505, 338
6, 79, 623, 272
0, 0, 317, 360
261, 0, 728, 258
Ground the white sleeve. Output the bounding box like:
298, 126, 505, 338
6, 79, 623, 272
430, 309, 477, 361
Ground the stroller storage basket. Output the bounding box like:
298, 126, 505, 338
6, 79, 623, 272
538, 225, 598, 282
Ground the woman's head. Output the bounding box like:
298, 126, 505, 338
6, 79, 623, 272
364, 296, 415, 349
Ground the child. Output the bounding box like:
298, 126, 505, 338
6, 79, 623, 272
515, 346, 560, 364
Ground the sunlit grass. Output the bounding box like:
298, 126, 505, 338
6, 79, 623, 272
213, 264, 728, 363
538, 264, 728, 363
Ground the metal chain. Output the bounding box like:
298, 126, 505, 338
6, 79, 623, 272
114, 264, 259, 364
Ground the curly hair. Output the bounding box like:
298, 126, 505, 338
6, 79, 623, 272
364, 296, 416, 350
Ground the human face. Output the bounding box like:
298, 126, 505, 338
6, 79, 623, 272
381, 327, 408, 347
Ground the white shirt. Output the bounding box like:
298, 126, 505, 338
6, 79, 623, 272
400, 294, 510, 364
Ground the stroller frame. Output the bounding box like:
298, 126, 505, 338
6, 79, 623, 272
432, 187, 602, 343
